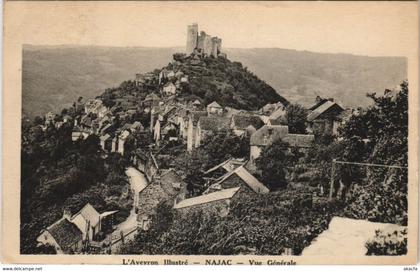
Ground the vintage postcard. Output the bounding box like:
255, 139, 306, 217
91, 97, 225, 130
1, 0, 419, 265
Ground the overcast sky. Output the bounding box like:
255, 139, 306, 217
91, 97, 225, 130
7, 1, 418, 57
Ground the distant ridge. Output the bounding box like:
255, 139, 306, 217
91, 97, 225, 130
22, 45, 406, 118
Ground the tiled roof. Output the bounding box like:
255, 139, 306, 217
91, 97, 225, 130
204, 158, 247, 175
269, 107, 286, 120
100, 134, 111, 141
268, 117, 287, 126
207, 101, 222, 108
308, 98, 329, 111
307, 101, 344, 122
283, 134, 314, 148
232, 115, 264, 130
131, 121, 143, 130
199, 116, 230, 131
250, 125, 289, 146
145, 93, 160, 101
46, 218, 82, 251
218, 166, 269, 194
174, 187, 240, 209
71, 203, 100, 227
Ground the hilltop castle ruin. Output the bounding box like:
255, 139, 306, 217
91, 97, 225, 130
186, 23, 224, 58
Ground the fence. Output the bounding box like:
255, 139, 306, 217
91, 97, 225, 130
328, 159, 407, 200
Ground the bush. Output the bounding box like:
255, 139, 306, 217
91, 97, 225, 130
344, 170, 407, 226
365, 228, 407, 255
120, 189, 344, 255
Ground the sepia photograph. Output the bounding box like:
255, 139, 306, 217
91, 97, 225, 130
1, 0, 419, 265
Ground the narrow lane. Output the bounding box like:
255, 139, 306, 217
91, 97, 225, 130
112, 167, 148, 234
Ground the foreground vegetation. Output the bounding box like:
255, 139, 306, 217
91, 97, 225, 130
121, 189, 344, 255
21, 117, 132, 254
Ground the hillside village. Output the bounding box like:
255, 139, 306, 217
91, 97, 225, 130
22, 24, 408, 256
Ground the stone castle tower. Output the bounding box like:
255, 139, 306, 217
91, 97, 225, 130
186, 23, 198, 55
186, 23, 224, 58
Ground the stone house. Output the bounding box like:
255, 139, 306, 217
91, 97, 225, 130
249, 125, 315, 162
192, 99, 203, 110
162, 82, 177, 96
267, 106, 287, 125
143, 93, 161, 108
306, 98, 344, 137
84, 99, 104, 116
70, 203, 102, 241
45, 111, 56, 125
185, 111, 208, 151
161, 121, 178, 140
117, 130, 130, 155
249, 125, 289, 163
194, 116, 230, 147
230, 115, 265, 136
137, 169, 187, 230
283, 134, 315, 152
260, 102, 285, 115
207, 101, 223, 115
36, 217, 83, 254
130, 121, 144, 132
173, 187, 240, 217
71, 128, 89, 142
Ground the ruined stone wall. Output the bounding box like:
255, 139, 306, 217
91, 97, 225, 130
197, 31, 206, 52
203, 35, 213, 56
186, 24, 224, 57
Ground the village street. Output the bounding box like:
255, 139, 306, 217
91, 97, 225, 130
111, 167, 148, 236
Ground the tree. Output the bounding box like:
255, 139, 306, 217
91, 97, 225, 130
255, 139, 291, 190
33, 116, 44, 126
340, 81, 409, 225
202, 132, 249, 164
286, 104, 308, 134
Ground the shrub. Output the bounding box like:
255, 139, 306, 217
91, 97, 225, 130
365, 228, 407, 255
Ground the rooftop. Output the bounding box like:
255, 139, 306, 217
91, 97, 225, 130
71, 203, 100, 227
217, 166, 270, 194
46, 218, 83, 251
307, 101, 344, 122
250, 125, 289, 146
174, 187, 240, 209
199, 116, 230, 131
207, 101, 222, 108
232, 115, 265, 130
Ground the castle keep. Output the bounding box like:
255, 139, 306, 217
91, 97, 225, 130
186, 23, 223, 57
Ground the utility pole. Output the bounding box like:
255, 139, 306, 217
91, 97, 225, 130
329, 159, 336, 200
